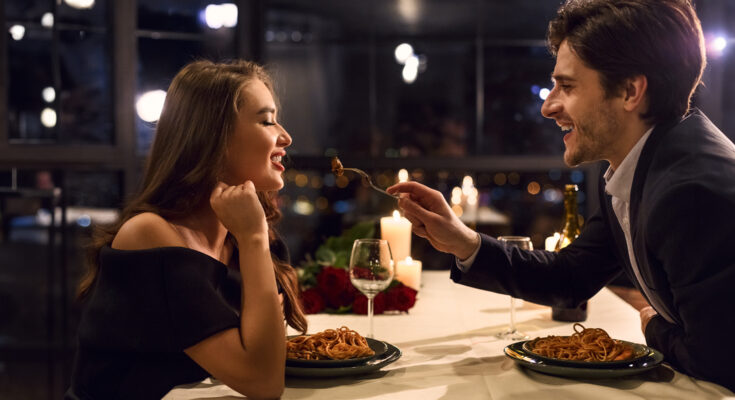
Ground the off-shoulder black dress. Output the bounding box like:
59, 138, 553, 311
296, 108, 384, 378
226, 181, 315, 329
65, 246, 243, 400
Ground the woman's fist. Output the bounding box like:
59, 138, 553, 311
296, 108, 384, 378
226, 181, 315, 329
210, 181, 268, 240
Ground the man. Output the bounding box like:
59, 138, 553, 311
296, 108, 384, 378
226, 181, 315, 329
388, 0, 735, 391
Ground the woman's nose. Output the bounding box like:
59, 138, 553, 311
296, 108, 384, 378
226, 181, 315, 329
278, 125, 292, 147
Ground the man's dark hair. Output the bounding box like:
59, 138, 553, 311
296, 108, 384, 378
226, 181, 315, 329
547, 0, 706, 124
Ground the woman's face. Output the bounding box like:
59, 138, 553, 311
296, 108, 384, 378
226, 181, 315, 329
223, 79, 292, 191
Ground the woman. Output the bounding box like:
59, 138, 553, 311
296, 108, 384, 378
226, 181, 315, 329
66, 60, 306, 399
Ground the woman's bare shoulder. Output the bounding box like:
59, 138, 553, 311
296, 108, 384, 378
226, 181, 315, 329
111, 212, 186, 250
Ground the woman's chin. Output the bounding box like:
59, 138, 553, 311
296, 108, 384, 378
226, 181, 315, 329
256, 179, 284, 192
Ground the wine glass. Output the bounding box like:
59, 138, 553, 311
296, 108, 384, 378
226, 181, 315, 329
349, 239, 395, 338
496, 236, 531, 340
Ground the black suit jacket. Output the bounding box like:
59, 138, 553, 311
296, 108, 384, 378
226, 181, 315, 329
450, 110, 735, 390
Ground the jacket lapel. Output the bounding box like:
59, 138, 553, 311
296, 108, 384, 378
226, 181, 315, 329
629, 117, 684, 233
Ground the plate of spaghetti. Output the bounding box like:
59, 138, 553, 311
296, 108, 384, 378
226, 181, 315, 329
523, 323, 648, 366
286, 341, 401, 378
504, 324, 664, 379
286, 326, 388, 367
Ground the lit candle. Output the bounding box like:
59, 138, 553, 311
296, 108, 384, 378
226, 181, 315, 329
396, 257, 422, 291
380, 210, 412, 262
398, 169, 409, 183
545, 232, 561, 251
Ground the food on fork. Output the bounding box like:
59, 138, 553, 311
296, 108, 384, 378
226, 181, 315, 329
526, 323, 635, 362
287, 326, 375, 360
331, 157, 344, 176
328, 157, 399, 199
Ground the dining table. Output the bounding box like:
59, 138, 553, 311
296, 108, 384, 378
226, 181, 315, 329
164, 270, 734, 399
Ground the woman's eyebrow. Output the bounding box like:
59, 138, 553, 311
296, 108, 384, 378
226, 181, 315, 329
256, 106, 276, 115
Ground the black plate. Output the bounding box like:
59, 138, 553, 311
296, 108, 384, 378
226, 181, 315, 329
522, 338, 651, 368
286, 342, 401, 378
286, 337, 388, 368
504, 340, 664, 379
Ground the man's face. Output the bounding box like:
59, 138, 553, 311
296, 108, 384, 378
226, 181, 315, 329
541, 40, 625, 167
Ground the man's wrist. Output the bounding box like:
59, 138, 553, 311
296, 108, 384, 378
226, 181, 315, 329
456, 230, 481, 261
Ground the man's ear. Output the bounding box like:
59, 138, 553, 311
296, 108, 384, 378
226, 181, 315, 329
622, 75, 648, 113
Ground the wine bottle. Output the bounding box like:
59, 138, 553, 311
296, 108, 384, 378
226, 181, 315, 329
551, 184, 588, 322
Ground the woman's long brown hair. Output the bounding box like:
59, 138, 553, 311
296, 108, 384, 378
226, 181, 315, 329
77, 60, 307, 333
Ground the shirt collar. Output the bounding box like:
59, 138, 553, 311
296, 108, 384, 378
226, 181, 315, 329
604, 126, 655, 202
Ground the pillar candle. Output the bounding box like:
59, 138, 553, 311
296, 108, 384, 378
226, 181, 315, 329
545, 232, 560, 251
380, 210, 412, 262
396, 257, 422, 291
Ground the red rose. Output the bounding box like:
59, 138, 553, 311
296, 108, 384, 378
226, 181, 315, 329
300, 288, 325, 314
317, 267, 355, 308
350, 266, 374, 280
352, 292, 386, 315
385, 284, 417, 312
317, 266, 350, 292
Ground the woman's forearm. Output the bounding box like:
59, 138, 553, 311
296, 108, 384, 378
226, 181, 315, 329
236, 234, 286, 373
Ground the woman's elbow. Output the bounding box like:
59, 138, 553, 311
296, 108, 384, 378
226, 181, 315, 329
232, 375, 284, 399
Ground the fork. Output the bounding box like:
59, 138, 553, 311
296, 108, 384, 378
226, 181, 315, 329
342, 168, 400, 200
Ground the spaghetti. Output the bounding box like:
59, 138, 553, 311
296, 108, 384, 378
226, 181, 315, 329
527, 323, 635, 362
286, 326, 375, 360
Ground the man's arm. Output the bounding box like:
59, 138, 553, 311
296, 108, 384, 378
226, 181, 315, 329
450, 207, 621, 308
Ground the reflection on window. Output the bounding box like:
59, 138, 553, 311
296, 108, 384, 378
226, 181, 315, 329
483, 46, 560, 155
6, 0, 111, 145
8, 29, 55, 143
57, 0, 108, 27
376, 42, 475, 158
136, 36, 236, 154
5, 0, 51, 21
138, 0, 236, 33
59, 29, 113, 144
262, 1, 567, 158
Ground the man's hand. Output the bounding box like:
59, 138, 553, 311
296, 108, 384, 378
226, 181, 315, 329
640, 306, 658, 334
387, 182, 480, 260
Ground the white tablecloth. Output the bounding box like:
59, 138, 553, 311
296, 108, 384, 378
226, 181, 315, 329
165, 271, 733, 399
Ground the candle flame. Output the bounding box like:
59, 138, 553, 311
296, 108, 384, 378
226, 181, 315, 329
398, 169, 409, 183
462, 175, 474, 188
392, 210, 401, 219
405, 256, 413, 263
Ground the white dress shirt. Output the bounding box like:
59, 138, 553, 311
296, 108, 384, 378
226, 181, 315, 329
603, 126, 674, 323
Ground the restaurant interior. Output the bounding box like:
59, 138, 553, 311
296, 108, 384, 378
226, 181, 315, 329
2, 0, 735, 399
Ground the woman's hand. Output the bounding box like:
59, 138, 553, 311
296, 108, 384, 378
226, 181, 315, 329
210, 181, 268, 240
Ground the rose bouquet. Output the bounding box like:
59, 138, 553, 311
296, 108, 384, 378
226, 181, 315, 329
298, 222, 417, 315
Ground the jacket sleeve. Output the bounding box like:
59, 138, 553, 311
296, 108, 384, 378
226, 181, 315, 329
643, 183, 735, 391
450, 206, 621, 308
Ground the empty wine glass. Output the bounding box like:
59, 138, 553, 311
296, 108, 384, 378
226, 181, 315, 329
496, 236, 531, 340
349, 239, 395, 338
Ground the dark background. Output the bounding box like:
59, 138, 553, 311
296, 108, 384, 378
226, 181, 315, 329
1, 0, 733, 398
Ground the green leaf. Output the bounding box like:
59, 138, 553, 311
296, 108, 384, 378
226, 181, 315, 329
315, 246, 336, 265
297, 260, 322, 288
333, 251, 350, 269
331, 304, 353, 314
385, 279, 401, 291
344, 221, 376, 243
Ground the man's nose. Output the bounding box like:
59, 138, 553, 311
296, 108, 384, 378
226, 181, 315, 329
541, 91, 561, 119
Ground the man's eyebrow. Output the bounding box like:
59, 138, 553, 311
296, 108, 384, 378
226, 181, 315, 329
551, 74, 575, 83
256, 107, 276, 115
